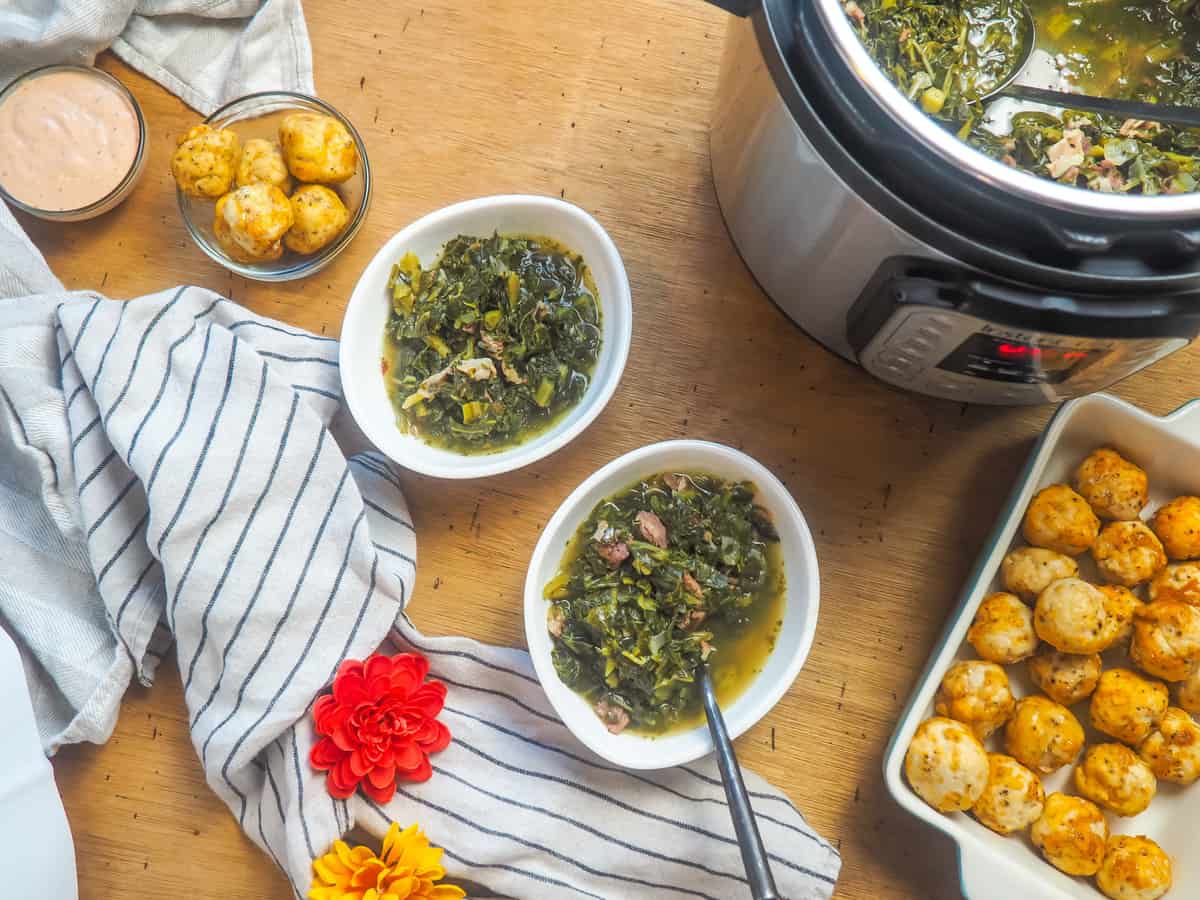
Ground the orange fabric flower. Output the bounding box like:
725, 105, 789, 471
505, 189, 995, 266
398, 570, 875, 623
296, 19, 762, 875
311, 652, 451, 802
309, 822, 466, 900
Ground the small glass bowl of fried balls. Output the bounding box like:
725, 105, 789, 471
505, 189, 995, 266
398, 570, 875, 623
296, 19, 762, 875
171, 94, 368, 280
905, 447, 1200, 900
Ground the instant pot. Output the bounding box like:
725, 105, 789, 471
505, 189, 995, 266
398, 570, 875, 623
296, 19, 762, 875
707, 0, 1200, 404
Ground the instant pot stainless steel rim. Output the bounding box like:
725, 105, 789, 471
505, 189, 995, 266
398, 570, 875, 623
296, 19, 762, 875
809, 0, 1200, 221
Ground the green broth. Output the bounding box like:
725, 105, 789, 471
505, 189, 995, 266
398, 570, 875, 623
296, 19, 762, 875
543, 472, 786, 737
381, 234, 602, 454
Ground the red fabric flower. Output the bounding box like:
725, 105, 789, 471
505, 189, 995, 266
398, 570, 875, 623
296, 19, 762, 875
310, 653, 451, 803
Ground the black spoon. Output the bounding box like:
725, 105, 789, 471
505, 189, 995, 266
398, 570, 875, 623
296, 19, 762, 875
698, 665, 779, 900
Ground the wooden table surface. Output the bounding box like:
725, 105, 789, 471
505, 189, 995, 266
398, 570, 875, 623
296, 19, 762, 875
20, 1, 1200, 897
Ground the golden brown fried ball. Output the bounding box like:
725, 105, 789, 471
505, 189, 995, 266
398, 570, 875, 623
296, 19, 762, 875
1096, 835, 1172, 900
1152, 495, 1200, 561
1075, 448, 1149, 521
1099, 584, 1145, 647
213, 183, 293, 263
967, 592, 1038, 664
1130, 601, 1200, 682
903, 717, 989, 813
1178, 666, 1200, 714
1073, 743, 1157, 817
933, 660, 1015, 740
1028, 647, 1102, 706
1091, 668, 1169, 746
171, 124, 240, 198
284, 184, 350, 255
1001, 547, 1078, 601
1034, 577, 1112, 654
1031, 792, 1108, 877
971, 753, 1045, 835
279, 113, 357, 184
1023, 484, 1101, 555
1137, 706, 1200, 785
1093, 521, 1168, 588
1004, 695, 1085, 774
235, 138, 293, 192
1148, 562, 1200, 606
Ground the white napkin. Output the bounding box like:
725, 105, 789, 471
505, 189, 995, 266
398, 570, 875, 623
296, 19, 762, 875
0, 199, 841, 899
0, 0, 313, 114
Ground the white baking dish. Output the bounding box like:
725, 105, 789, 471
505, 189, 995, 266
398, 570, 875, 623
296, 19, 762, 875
884, 393, 1200, 900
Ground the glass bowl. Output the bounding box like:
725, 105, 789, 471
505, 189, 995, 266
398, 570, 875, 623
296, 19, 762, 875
0, 64, 147, 222
177, 92, 371, 282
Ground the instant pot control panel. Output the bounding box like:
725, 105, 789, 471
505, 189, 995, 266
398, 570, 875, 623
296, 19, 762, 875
847, 258, 1197, 405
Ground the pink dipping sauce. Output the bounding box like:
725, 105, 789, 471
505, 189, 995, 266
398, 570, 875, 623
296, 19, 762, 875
0, 69, 140, 212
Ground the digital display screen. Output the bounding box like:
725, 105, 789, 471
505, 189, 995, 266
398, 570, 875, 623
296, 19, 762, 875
937, 333, 1103, 384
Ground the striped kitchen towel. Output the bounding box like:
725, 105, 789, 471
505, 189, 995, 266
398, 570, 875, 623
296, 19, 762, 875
0, 204, 840, 899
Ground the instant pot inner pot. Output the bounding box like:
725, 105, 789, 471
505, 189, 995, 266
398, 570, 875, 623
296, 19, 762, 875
777, 0, 1200, 274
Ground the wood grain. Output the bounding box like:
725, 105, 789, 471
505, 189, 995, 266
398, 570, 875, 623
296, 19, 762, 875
26, 1, 1200, 897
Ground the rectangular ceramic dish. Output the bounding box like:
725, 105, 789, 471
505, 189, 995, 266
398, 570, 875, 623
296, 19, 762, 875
884, 393, 1200, 900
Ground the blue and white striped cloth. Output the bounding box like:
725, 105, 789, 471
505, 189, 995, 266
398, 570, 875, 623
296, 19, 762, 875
0, 202, 840, 899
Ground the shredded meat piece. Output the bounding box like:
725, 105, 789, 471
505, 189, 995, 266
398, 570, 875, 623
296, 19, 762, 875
595, 699, 630, 734
595, 540, 630, 567
547, 608, 565, 638
843, 0, 866, 23
1046, 129, 1088, 180
1120, 118, 1161, 139
636, 510, 668, 548
682, 572, 704, 599
480, 332, 504, 357
679, 609, 707, 630
663, 473, 689, 492
700, 641, 714, 661
1000, 154, 1017, 167
456, 357, 497, 381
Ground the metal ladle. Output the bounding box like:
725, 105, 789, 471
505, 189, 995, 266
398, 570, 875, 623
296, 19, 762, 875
978, 3, 1200, 128
698, 665, 779, 900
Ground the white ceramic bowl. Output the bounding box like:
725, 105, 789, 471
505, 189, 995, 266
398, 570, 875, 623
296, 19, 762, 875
339, 195, 632, 478
524, 440, 820, 769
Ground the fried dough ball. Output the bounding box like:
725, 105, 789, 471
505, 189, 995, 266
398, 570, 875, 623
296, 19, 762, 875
1152, 495, 1200, 561
1090, 668, 1169, 746
1001, 547, 1079, 601
1137, 706, 1200, 785
1023, 484, 1101, 555
171, 124, 240, 198
903, 717, 989, 813
1028, 647, 1102, 706
1096, 835, 1172, 900
279, 113, 357, 183
1075, 448, 1149, 521
1004, 695, 1085, 774
934, 660, 1015, 740
1178, 666, 1200, 714
971, 753, 1045, 835
1092, 521, 1167, 588
284, 184, 350, 255
1031, 793, 1108, 877
1034, 578, 1112, 654
235, 138, 293, 192
213, 183, 293, 263
1073, 743, 1157, 817
967, 592, 1038, 664
1148, 562, 1200, 606
1099, 584, 1145, 647
1130, 601, 1200, 682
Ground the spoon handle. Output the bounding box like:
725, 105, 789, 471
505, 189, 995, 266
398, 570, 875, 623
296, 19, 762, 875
1004, 84, 1200, 130
699, 667, 780, 900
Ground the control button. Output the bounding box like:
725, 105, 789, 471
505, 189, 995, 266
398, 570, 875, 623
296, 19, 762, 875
901, 337, 934, 354
916, 326, 942, 341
